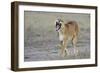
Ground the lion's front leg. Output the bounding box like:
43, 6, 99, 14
60, 37, 68, 57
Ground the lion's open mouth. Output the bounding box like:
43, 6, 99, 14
56, 22, 61, 31
56, 25, 61, 31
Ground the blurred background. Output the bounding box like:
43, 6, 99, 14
24, 11, 90, 61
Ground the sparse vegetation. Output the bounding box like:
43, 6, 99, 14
24, 11, 90, 61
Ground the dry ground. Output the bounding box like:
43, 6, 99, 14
24, 11, 90, 61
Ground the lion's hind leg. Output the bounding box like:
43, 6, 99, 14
72, 34, 79, 55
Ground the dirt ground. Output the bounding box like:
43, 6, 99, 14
24, 11, 90, 61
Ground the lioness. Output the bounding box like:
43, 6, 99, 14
55, 19, 79, 57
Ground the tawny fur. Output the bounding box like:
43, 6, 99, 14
58, 21, 79, 57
